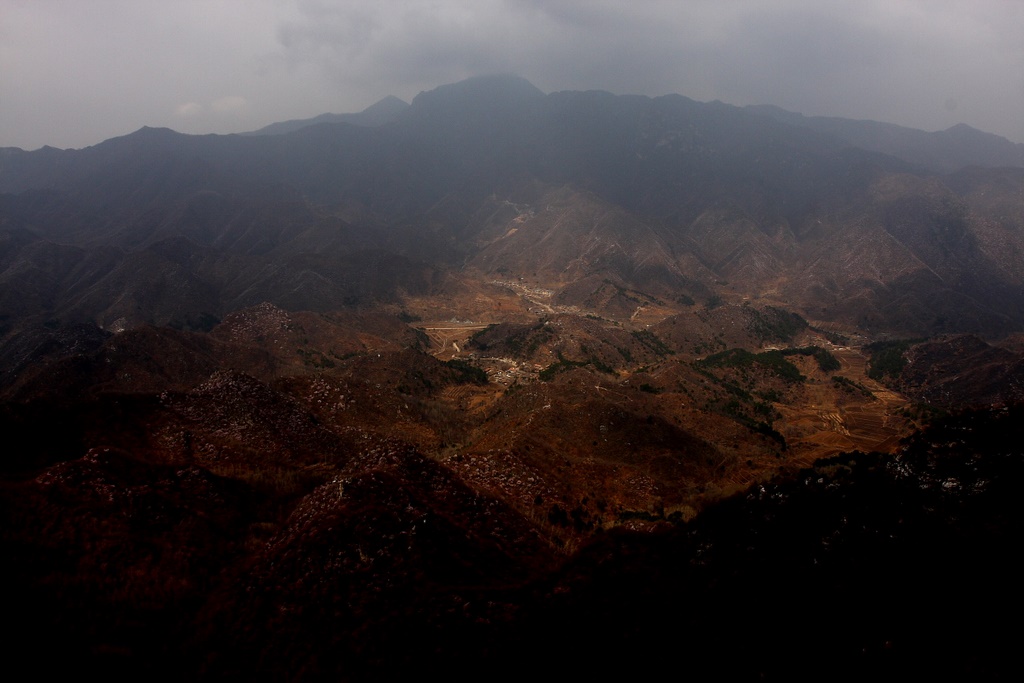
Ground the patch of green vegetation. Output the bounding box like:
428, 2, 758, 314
692, 340, 719, 355
721, 380, 752, 401
748, 306, 808, 343
443, 358, 488, 385
602, 283, 665, 305
697, 348, 804, 382
639, 383, 660, 394
296, 348, 336, 369
718, 397, 787, 448
539, 358, 578, 382
601, 278, 642, 303
523, 326, 555, 356
631, 329, 673, 357
168, 312, 221, 332
754, 421, 787, 448
811, 326, 850, 346
832, 375, 873, 397
466, 323, 502, 351
780, 345, 841, 372
411, 327, 430, 350
865, 339, 922, 381
691, 359, 788, 449
814, 347, 842, 372
407, 369, 433, 392
722, 398, 745, 418
897, 402, 948, 421
753, 401, 776, 419
504, 336, 523, 356
471, 321, 554, 357
469, 324, 498, 344
676, 293, 695, 306
539, 352, 614, 381
396, 310, 421, 323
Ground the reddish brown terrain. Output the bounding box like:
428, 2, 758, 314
3, 292, 1020, 680
2, 75, 1023, 680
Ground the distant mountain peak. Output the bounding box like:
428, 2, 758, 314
245, 95, 409, 136
946, 122, 979, 134
134, 126, 181, 136
344, 95, 409, 126
99, 126, 186, 149
941, 122, 1007, 143
410, 74, 544, 110
364, 95, 409, 112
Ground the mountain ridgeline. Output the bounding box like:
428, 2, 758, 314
3, 76, 1024, 680
2, 74, 1024, 336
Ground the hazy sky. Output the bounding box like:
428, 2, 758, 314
3, 0, 1023, 150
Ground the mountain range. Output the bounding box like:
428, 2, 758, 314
3, 75, 1024, 338
2, 75, 1023, 680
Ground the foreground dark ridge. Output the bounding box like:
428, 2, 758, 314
2, 404, 1020, 681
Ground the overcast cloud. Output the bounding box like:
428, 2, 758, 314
2, 0, 1022, 150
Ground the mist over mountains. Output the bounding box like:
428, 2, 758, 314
3, 75, 1024, 680
3, 75, 1024, 339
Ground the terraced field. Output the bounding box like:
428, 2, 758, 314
777, 346, 911, 468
